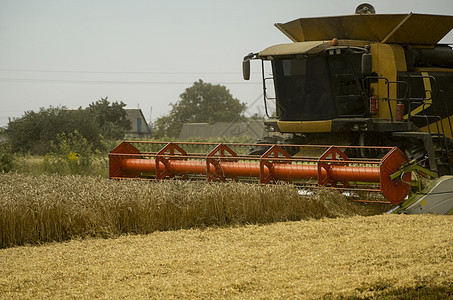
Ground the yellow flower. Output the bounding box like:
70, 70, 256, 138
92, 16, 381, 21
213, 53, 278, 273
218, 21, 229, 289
67, 151, 78, 160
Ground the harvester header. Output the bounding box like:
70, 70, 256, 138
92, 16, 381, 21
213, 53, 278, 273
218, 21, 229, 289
110, 141, 413, 205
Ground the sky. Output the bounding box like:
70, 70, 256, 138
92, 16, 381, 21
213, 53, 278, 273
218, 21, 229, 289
1, 0, 453, 128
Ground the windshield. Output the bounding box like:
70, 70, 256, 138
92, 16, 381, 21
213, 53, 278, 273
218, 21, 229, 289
272, 53, 365, 121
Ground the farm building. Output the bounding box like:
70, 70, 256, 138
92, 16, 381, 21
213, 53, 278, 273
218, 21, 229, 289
124, 109, 151, 139
178, 120, 265, 140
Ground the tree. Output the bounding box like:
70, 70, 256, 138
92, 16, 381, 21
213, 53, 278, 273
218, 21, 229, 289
0, 128, 15, 172
6, 98, 131, 155
153, 80, 247, 138
87, 97, 131, 140
7, 106, 99, 154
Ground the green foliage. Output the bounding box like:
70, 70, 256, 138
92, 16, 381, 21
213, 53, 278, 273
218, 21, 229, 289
6, 97, 131, 155
87, 97, 131, 140
7, 106, 97, 154
0, 137, 15, 173
9, 155, 46, 175
153, 80, 247, 138
42, 130, 94, 175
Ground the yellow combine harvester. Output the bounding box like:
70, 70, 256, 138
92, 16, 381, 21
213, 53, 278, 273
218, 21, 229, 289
110, 4, 453, 215
244, 4, 453, 171
240, 4, 453, 214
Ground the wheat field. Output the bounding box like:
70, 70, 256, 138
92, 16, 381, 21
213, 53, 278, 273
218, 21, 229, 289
0, 173, 385, 249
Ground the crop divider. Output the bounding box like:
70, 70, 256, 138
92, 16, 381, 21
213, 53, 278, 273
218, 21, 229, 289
260, 145, 292, 184
317, 146, 349, 188
155, 142, 188, 180
206, 143, 238, 182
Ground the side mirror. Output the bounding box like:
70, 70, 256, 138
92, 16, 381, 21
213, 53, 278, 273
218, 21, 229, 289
361, 53, 372, 76
242, 59, 251, 80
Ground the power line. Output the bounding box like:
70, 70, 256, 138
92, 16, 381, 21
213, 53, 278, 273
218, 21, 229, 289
0, 77, 261, 85
0, 69, 260, 75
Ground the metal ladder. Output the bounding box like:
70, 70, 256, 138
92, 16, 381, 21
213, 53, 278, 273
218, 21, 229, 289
405, 75, 453, 175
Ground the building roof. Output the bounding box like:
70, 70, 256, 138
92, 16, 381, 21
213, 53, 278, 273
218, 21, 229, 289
124, 109, 150, 134
178, 121, 265, 140
125, 109, 146, 121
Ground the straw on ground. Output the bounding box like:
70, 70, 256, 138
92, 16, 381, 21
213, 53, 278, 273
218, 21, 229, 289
0, 214, 452, 299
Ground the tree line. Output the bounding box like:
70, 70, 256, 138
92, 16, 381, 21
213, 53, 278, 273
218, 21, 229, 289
5, 97, 131, 155
4, 80, 248, 154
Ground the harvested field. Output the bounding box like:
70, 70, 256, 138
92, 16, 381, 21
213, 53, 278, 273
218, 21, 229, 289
0, 174, 387, 248
1, 214, 452, 299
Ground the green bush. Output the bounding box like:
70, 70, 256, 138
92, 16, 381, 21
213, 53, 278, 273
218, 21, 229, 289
0, 140, 15, 173
43, 130, 94, 175
6, 99, 131, 155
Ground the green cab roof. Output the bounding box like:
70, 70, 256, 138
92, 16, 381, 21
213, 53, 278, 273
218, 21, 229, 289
258, 40, 369, 57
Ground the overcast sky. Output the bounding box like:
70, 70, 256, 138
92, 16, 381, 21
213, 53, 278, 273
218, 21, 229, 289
1, 0, 452, 128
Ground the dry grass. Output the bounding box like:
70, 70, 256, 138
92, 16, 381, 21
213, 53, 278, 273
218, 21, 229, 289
0, 173, 387, 249
0, 214, 452, 299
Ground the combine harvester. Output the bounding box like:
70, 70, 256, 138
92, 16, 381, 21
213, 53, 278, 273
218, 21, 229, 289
110, 4, 453, 215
